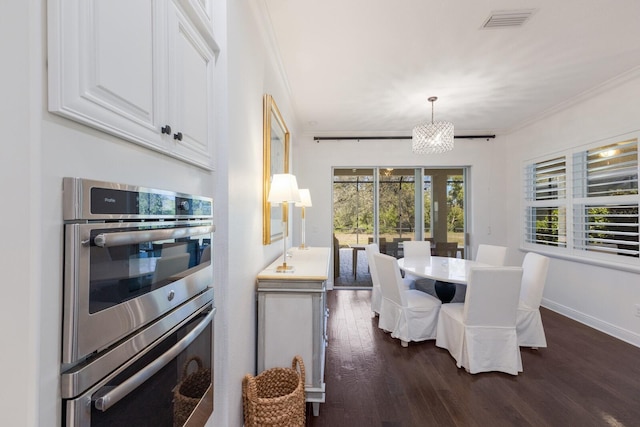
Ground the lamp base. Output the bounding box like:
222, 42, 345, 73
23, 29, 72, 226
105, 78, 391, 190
275, 264, 294, 272
298, 244, 310, 250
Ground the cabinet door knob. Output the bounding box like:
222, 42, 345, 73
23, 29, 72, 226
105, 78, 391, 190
161, 125, 172, 135
174, 132, 183, 141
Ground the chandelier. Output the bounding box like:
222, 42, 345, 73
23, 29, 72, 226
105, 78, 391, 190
412, 96, 454, 154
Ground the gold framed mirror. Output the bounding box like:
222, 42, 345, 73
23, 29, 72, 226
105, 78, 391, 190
263, 94, 290, 245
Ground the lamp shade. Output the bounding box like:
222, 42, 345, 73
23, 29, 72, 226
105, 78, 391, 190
268, 173, 301, 204
295, 189, 312, 207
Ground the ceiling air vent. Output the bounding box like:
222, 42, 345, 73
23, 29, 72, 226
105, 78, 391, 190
482, 9, 537, 29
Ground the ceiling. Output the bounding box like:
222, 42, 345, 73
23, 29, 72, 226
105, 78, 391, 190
262, 0, 640, 138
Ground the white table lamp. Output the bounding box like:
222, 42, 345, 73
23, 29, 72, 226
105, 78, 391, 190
268, 173, 301, 271
295, 189, 312, 249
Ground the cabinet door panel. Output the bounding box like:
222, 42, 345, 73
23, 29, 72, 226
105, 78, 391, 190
177, 28, 209, 151
168, 2, 215, 168
49, 0, 163, 146
92, 0, 154, 119
263, 294, 313, 385
177, 0, 215, 34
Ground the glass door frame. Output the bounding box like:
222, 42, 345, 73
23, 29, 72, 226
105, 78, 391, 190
332, 166, 468, 256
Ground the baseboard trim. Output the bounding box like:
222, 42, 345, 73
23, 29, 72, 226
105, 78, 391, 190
542, 298, 640, 348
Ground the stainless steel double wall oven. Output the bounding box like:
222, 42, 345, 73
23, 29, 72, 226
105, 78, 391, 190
61, 178, 215, 426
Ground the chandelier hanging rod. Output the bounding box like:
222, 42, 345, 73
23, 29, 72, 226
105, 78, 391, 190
428, 96, 438, 123
314, 135, 495, 142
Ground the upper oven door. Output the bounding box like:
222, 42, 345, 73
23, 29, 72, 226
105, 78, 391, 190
63, 219, 214, 366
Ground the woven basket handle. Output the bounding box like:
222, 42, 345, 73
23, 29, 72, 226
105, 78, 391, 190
292, 355, 305, 388
181, 356, 204, 381
242, 374, 257, 402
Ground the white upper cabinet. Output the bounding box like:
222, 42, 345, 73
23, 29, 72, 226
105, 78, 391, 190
177, 0, 215, 35
48, 0, 218, 170
167, 1, 215, 166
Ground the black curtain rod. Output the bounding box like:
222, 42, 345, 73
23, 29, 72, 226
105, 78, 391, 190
313, 135, 495, 141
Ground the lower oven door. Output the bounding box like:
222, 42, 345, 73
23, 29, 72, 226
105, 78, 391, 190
63, 303, 215, 427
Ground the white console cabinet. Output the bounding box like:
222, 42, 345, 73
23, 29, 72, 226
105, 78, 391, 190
256, 247, 330, 417
47, 0, 218, 170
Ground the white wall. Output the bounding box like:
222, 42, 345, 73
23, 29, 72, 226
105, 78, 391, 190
219, 1, 299, 425
0, 0, 39, 424
292, 134, 511, 284
504, 69, 640, 346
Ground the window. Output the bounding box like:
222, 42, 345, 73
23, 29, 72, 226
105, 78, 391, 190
524, 156, 567, 247
573, 139, 638, 257
524, 135, 640, 268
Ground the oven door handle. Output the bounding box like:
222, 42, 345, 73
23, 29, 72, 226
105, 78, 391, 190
93, 308, 214, 412
93, 225, 215, 248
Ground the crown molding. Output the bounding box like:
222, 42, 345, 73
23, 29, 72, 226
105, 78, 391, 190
507, 65, 640, 134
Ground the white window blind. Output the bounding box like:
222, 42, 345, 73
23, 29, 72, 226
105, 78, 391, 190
573, 139, 638, 198
524, 134, 640, 267
524, 157, 567, 247
573, 203, 639, 256
525, 156, 566, 201
572, 138, 638, 258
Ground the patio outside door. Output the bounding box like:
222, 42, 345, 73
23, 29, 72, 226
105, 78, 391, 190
332, 167, 467, 287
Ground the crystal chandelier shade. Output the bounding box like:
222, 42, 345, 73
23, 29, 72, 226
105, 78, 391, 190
412, 97, 454, 154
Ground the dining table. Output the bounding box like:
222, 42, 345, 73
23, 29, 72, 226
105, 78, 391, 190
397, 256, 491, 302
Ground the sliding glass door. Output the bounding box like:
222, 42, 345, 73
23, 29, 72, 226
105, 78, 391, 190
425, 169, 466, 250
378, 168, 416, 241
333, 167, 467, 286
378, 169, 416, 257
333, 169, 374, 247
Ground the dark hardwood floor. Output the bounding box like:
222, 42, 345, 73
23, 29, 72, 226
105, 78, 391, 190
306, 289, 640, 427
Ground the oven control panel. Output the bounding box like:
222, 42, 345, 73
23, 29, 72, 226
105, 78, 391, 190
63, 177, 213, 221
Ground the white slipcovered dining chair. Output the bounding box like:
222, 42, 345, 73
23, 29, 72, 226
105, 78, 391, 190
435, 266, 524, 375
475, 244, 507, 266
366, 244, 415, 317
517, 252, 550, 348
402, 240, 431, 258
366, 244, 383, 316
374, 253, 441, 347
401, 240, 432, 282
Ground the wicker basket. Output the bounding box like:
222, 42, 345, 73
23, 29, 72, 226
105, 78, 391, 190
242, 355, 306, 427
173, 356, 211, 427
